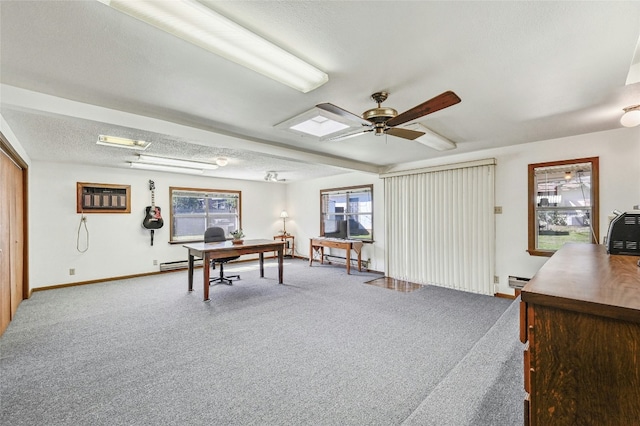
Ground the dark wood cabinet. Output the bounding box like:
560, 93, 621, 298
520, 243, 640, 425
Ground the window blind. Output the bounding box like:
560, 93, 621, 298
383, 162, 495, 295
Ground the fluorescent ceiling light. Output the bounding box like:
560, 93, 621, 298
402, 123, 457, 151
97, 135, 151, 150
137, 154, 219, 170
98, 0, 328, 93
275, 107, 357, 138
129, 162, 204, 175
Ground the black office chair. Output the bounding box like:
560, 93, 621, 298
204, 227, 240, 286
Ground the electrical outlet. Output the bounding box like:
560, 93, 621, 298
494, 206, 503, 214
69, 268, 75, 276
493, 275, 499, 284
153, 259, 158, 266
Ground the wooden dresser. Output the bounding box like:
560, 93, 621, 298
520, 243, 640, 425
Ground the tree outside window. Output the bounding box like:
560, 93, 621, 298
527, 157, 599, 256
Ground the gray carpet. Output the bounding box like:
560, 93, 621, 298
1, 259, 522, 425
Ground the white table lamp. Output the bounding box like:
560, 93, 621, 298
280, 210, 289, 235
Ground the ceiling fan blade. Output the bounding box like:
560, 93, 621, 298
316, 103, 372, 126
386, 91, 461, 127
320, 127, 372, 142
385, 127, 425, 140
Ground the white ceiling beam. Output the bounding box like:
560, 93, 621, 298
0, 84, 380, 175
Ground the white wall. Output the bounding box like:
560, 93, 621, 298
322, 126, 639, 294
29, 161, 286, 288
7, 107, 640, 295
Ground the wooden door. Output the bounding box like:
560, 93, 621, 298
0, 139, 26, 336
0, 148, 13, 334
10, 157, 24, 316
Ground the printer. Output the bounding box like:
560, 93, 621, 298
606, 210, 640, 255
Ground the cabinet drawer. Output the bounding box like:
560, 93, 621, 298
320, 241, 346, 249
524, 394, 531, 426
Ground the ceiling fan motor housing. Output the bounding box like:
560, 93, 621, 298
363, 91, 398, 135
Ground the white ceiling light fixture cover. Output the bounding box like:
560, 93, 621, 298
97, 0, 328, 93
620, 105, 640, 127
97, 135, 151, 150
402, 123, 457, 151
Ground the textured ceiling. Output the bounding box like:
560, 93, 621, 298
1, 1, 639, 182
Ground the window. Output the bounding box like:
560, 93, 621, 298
170, 187, 241, 243
528, 157, 599, 256
320, 185, 373, 241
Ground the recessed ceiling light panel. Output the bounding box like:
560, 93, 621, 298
275, 107, 361, 138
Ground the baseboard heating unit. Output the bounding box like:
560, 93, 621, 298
160, 259, 202, 272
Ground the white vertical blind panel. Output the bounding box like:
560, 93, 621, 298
384, 164, 495, 295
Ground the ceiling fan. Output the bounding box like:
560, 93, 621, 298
316, 90, 461, 142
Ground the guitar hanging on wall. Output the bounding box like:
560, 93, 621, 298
142, 180, 163, 246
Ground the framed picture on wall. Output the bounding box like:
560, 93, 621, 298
76, 182, 131, 214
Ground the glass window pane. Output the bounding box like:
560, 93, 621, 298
528, 157, 598, 256
320, 185, 373, 241
170, 188, 241, 242
347, 214, 372, 239
536, 208, 592, 250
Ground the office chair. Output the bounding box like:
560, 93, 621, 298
204, 227, 240, 286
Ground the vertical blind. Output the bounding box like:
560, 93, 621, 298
383, 161, 495, 295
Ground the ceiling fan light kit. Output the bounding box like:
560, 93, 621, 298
97, 0, 328, 93
620, 105, 640, 127
316, 90, 461, 143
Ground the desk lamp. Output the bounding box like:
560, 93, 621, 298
280, 210, 289, 235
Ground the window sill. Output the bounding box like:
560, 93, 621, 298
169, 239, 203, 245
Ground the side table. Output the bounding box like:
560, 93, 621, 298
273, 234, 295, 258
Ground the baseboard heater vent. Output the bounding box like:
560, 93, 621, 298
508, 275, 530, 290
160, 259, 203, 272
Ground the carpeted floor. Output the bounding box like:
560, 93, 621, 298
0, 259, 522, 425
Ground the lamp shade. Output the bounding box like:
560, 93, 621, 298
280, 210, 289, 219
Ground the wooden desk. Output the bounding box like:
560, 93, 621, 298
520, 243, 640, 425
273, 234, 294, 257
184, 239, 285, 301
309, 237, 363, 274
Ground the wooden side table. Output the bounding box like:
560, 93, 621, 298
273, 234, 294, 258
